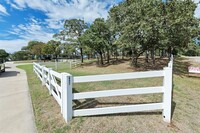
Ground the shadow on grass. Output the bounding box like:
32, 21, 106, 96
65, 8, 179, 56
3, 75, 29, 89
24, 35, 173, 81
173, 57, 191, 76
171, 101, 176, 119
187, 74, 200, 79
81, 58, 129, 67
135, 57, 168, 71
73, 97, 176, 120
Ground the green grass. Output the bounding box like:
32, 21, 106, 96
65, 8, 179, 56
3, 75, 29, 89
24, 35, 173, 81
17, 58, 200, 133
17, 65, 70, 133
14, 60, 36, 64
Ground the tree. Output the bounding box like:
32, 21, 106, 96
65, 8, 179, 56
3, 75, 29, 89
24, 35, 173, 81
47, 40, 61, 59
108, 0, 199, 66
80, 18, 111, 66
161, 0, 199, 59
11, 51, 32, 61
42, 44, 54, 56
109, 0, 160, 66
25, 41, 45, 59
61, 43, 76, 58
54, 19, 88, 63
0, 49, 9, 61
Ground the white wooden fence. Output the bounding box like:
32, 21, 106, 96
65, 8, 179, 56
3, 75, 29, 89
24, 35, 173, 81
33, 59, 173, 123
68, 59, 81, 69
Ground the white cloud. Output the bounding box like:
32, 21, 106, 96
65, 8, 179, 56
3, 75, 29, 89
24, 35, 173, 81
1, 0, 122, 53
45, 19, 64, 29
1, 18, 55, 53
9, 18, 54, 42
0, 4, 9, 15
8, 0, 120, 26
0, 39, 27, 53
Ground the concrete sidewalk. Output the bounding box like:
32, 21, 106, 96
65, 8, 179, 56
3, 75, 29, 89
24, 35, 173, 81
0, 62, 37, 133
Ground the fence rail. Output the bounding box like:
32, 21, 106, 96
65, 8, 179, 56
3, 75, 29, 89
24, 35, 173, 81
73, 103, 163, 117
73, 86, 163, 100
74, 70, 163, 83
33, 57, 173, 124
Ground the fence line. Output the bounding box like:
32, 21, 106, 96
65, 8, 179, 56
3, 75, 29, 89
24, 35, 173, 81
33, 58, 173, 123
74, 70, 164, 83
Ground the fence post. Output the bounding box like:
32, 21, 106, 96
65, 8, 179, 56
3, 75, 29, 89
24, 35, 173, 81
42, 65, 45, 86
163, 65, 173, 123
48, 68, 53, 95
61, 73, 73, 122
33, 63, 35, 73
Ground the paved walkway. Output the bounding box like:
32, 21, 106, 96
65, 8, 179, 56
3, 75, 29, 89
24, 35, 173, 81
0, 62, 37, 133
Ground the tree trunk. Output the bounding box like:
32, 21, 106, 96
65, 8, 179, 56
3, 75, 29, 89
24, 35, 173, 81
80, 48, 83, 63
115, 49, 118, 61
161, 49, 164, 58
151, 48, 155, 65
131, 55, 139, 67
122, 49, 124, 60
87, 54, 90, 60
158, 49, 161, 56
103, 53, 106, 60
145, 50, 149, 63
99, 51, 104, 66
168, 46, 172, 61
131, 47, 138, 67
107, 49, 110, 63
97, 55, 99, 65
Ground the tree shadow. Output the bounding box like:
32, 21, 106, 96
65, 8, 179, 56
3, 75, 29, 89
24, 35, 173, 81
81, 58, 130, 68
187, 74, 200, 78
0, 71, 20, 78
135, 57, 168, 71
72, 92, 176, 119
171, 101, 176, 119
73, 98, 163, 117
173, 57, 191, 76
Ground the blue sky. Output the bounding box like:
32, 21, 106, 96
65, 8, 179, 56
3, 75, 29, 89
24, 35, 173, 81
0, 0, 199, 53
0, 0, 123, 53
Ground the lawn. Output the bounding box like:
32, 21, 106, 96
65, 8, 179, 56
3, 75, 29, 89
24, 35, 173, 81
14, 60, 37, 64
17, 57, 200, 133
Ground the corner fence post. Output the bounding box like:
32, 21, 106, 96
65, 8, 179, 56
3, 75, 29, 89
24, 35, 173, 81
61, 73, 73, 122
163, 64, 173, 123
48, 68, 53, 95
42, 65, 45, 86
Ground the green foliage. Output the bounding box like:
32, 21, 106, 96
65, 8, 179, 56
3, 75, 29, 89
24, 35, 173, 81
108, 0, 199, 66
184, 43, 200, 56
11, 50, 32, 61
64, 19, 88, 37
24, 41, 45, 59
16, 0, 200, 67
0, 49, 9, 60
42, 40, 61, 59
79, 18, 111, 65
54, 19, 88, 62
